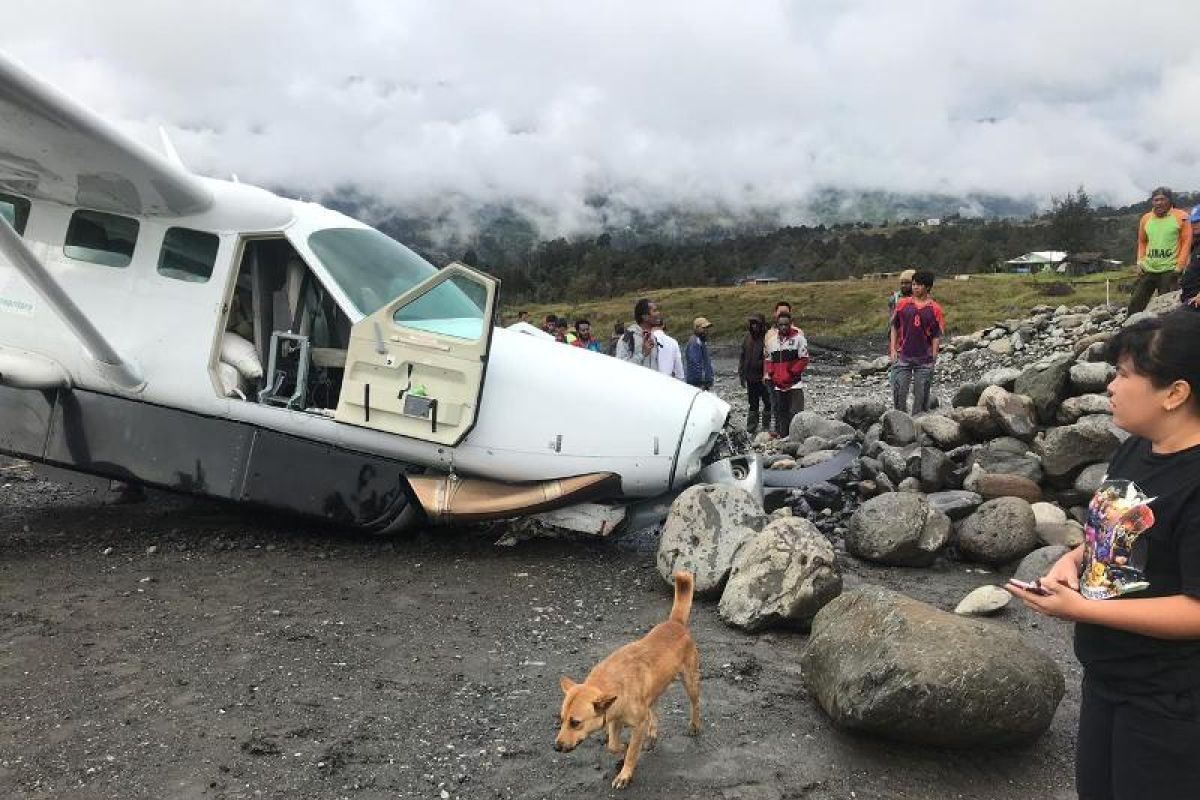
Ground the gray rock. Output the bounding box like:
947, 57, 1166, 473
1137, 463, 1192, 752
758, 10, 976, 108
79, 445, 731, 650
878, 445, 914, 484
859, 456, 882, 479
952, 382, 986, 408
863, 423, 883, 454
875, 473, 896, 493
657, 485, 768, 597
949, 405, 1002, 441
1037, 417, 1122, 479
1013, 545, 1071, 583
958, 498, 1039, 564
1038, 521, 1085, 548
969, 445, 1044, 485
898, 477, 922, 493
1147, 290, 1182, 314
718, 517, 842, 632
842, 399, 888, 430
803, 481, 842, 511
916, 415, 965, 450
918, 447, 954, 493
980, 386, 1039, 442
790, 412, 856, 443
926, 490, 984, 520
1069, 362, 1116, 394
1014, 353, 1073, 424
846, 493, 952, 567
881, 410, 917, 446
1123, 310, 1156, 327
980, 367, 1022, 390
1031, 502, 1068, 543
987, 436, 1032, 455
1056, 394, 1112, 425
954, 585, 1011, 616
1074, 463, 1109, 496
801, 587, 1065, 747
987, 339, 1013, 355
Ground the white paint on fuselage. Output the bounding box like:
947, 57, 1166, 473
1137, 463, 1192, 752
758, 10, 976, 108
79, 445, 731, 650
0, 177, 729, 498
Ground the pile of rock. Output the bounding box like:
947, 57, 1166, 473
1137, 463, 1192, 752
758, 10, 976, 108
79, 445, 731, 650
655, 484, 842, 633
842, 342, 1124, 572
848, 301, 1132, 395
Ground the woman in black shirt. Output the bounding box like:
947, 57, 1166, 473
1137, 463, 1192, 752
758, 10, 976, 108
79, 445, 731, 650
1009, 310, 1200, 799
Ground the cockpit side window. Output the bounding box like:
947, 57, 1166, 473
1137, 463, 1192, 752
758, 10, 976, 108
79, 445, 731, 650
0, 193, 30, 235
64, 209, 139, 268
158, 227, 219, 283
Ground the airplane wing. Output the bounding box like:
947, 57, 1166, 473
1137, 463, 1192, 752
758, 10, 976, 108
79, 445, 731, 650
0, 52, 212, 216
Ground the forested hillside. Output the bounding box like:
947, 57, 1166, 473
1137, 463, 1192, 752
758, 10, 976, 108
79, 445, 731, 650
323, 187, 1199, 304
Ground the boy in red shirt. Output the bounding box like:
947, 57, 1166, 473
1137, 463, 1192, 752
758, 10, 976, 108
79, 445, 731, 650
889, 270, 944, 414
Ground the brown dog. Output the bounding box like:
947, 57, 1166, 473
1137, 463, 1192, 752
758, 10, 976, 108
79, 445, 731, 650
554, 571, 701, 789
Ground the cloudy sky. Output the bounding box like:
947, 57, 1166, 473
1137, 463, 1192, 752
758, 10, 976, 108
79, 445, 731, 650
4, 1, 1199, 232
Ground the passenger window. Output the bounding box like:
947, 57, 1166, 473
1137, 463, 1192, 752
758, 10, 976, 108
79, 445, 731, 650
0, 193, 31, 235
393, 273, 488, 340
64, 209, 139, 268
158, 227, 218, 283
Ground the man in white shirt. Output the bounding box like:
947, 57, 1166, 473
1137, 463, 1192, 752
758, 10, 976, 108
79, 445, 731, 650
614, 298, 684, 380
653, 324, 685, 380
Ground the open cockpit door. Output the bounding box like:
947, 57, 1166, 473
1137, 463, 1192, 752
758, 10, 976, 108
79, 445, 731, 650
334, 263, 497, 446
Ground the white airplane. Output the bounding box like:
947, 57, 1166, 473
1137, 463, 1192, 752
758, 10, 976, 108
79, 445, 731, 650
0, 53, 760, 534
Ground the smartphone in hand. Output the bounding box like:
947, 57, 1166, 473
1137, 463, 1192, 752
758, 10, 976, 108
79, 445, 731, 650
1008, 578, 1050, 596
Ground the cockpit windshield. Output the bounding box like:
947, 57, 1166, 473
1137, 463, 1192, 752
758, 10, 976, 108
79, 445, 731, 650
307, 228, 439, 316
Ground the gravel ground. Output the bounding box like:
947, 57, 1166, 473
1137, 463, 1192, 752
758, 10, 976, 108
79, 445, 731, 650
1, 345, 1083, 799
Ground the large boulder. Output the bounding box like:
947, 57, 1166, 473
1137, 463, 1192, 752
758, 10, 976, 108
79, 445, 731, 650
842, 399, 888, 430
657, 485, 768, 597
969, 443, 1044, 484
1037, 416, 1122, 480
801, 587, 1065, 747
979, 367, 1021, 390
880, 410, 917, 446
1014, 354, 1073, 424
846, 493, 952, 567
948, 405, 1002, 441
980, 386, 1039, 442
916, 415, 965, 450
918, 447, 954, 493
1056, 394, 1112, 425
1074, 463, 1109, 496
718, 517, 842, 632
1069, 362, 1116, 395
789, 412, 855, 443
957, 497, 1039, 564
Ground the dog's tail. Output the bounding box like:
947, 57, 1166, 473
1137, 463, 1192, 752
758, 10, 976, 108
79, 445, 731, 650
669, 571, 694, 626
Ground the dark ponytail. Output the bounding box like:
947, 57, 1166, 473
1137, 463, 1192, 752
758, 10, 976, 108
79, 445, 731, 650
1105, 311, 1200, 411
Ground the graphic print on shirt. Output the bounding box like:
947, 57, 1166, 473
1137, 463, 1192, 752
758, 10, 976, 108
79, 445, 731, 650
1080, 478, 1156, 599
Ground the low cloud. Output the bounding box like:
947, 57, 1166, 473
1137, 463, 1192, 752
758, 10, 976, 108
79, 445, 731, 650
5, 0, 1198, 236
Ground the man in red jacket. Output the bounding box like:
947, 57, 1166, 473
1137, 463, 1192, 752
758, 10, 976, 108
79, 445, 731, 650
764, 311, 809, 439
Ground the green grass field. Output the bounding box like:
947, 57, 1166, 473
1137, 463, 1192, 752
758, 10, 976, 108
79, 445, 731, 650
508, 270, 1133, 343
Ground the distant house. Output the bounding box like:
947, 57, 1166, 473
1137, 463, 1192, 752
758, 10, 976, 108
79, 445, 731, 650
734, 276, 781, 286
1001, 250, 1068, 274
1058, 252, 1122, 276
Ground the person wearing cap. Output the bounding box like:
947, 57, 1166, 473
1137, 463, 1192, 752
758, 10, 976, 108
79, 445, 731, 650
685, 317, 715, 390
1180, 205, 1200, 310
739, 313, 772, 434
1129, 187, 1193, 314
